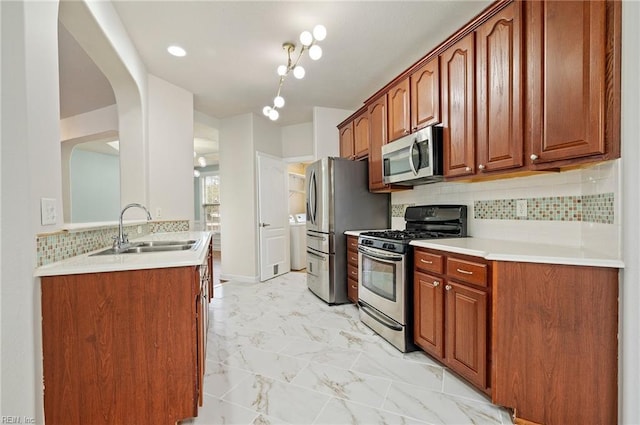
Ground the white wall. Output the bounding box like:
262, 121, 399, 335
70, 149, 120, 222
282, 122, 313, 161
620, 1, 640, 423
219, 113, 284, 282
147, 74, 194, 221
1, 2, 61, 421
313, 106, 353, 159
219, 114, 258, 281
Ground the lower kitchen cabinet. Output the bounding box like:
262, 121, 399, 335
346, 235, 359, 303
492, 261, 618, 425
413, 248, 491, 393
414, 246, 620, 424
41, 243, 213, 425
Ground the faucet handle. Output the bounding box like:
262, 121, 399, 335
112, 235, 119, 248
122, 233, 129, 244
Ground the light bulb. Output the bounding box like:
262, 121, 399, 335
198, 156, 207, 167
274, 96, 285, 108
277, 65, 288, 76
313, 25, 327, 41
269, 109, 279, 121
309, 45, 322, 60
299, 31, 313, 47
194, 169, 201, 178
293, 65, 305, 79
263, 106, 272, 116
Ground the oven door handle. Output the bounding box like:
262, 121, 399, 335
306, 250, 327, 260
359, 301, 403, 332
358, 246, 404, 262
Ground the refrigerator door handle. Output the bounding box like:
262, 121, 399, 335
309, 170, 317, 224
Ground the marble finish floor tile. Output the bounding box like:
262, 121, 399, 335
187, 271, 512, 425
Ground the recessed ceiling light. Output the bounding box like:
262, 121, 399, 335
167, 45, 186, 57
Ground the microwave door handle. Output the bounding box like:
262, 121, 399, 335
409, 139, 419, 175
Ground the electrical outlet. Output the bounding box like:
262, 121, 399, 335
40, 198, 57, 225
156, 207, 162, 219
137, 225, 142, 234
516, 199, 528, 218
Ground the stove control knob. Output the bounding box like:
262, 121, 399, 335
383, 243, 395, 250
363, 239, 373, 245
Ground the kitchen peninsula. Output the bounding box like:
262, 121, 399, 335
35, 231, 213, 425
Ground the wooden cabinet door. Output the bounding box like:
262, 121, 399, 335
414, 271, 444, 358
444, 280, 487, 390
476, 1, 523, 173
441, 33, 475, 177
411, 57, 440, 131
368, 95, 388, 191
526, 0, 606, 164
387, 77, 411, 142
353, 110, 369, 159
339, 122, 354, 159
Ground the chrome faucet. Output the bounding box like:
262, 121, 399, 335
114, 203, 153, 251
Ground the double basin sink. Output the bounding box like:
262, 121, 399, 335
92, 239, 199, 256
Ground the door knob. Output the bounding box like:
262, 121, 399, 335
259, 222, 271, 227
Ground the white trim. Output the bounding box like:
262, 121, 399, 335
218, 273, 260, 283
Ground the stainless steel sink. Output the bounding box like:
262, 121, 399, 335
91, 240, 199, 256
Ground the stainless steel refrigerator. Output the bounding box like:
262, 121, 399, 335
305, 157, 389, 304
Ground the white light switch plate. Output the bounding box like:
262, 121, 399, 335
516, 199, 528, 218
41, 198, 57, 225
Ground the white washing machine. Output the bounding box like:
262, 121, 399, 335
290, 213, 306, 270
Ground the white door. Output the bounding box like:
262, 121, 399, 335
257, 152, 290, 281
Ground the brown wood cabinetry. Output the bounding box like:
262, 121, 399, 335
41, 244, 213, 425
440, 33, 476, 178
413, 247, 490, 392
338, 108, 369, 160
367, 94, 388, 191
476, 1, 523, 173
339, 121, 354, 159
492, 261, 618, 425
346, 235, 359, 303
410, 57, 440, 132
525, 0, 620, 168
387, 78, 411, 142
353, 109, 369, 159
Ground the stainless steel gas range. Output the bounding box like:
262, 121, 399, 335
357, 205, 468, 352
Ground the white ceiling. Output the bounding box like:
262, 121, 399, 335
58, 0, 492, 161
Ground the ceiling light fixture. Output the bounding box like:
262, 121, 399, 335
263, 24, 326, 122
167, 45, 186, 57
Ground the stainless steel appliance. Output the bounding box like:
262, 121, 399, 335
382, 125, 443, 186
358, 205, 467, 352
306, 157, 389, 305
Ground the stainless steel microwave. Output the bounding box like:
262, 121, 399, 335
382, 126, 443, 186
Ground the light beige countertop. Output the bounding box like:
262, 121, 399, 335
35, 231, 212, 277
410, 237, 624, 268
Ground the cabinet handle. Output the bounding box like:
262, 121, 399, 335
478, 164, 485, 170
530, 154, 539, 161
456, 268, 473, 275
465, 166, 472, 172
445, 284, 452, 291
433, 281, 440, 287
420, 259, 433, 264
351, 284, 357, 289
351, 270, 357, 276
404, 129, 410, 135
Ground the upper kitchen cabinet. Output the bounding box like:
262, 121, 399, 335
440, 33, 476, 178
410, 57, 441, 132
338, 107, 369, 160
338, 120, 354, 159
526, 0, 621, 168
387, 78, 411, 142
367, 94, 388, 191
475, 1, 523, 173
353, 108, 370, 159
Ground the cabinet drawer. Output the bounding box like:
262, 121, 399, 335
347, 264, 359, 281
347, 236, 359, 251
415, 250, 444, 274
447, 257, 487, 287
347, 250, 359, 266
347, 277, 358, 303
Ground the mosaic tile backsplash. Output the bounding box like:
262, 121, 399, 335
36, 220, 190, 266
392, 193, 614, 224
